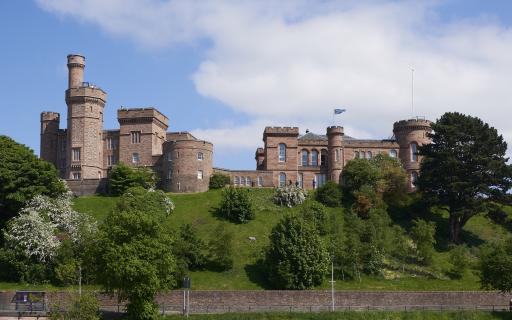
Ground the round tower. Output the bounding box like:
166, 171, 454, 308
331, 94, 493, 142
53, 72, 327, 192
67, 54, 85, 88
392, 118, 432, 190
65, 54, 107, 180
40, 112, 60, 166
327, 126, 344, 184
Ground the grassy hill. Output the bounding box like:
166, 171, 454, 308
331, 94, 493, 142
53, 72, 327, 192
72, 188, 511, 291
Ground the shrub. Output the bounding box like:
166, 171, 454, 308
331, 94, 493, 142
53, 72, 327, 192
209, 173, 231, 189
315, 181, 342, 207
410, 219, 436, 265
49, 292, 100, 320
273, 185, 307, 208
208, 225, 234, 271
108, 163, 156, 196
479, 238, 512, 292
448, 245, 470, 279
174, 224, 208, 271
351, 185, 377, 219
300, 201, 329, 235
217, 187, 254, 223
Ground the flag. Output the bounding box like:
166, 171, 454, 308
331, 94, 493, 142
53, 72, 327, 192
334, 108, 346, 115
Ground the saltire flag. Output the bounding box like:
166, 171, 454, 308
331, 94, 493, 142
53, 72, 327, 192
334, 108, 346, 114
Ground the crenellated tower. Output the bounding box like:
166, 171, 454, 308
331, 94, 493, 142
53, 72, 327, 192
40, 111, 60, 167
327, 126, 343, 183
65, 54, 107, 180
393, 118, 432, 190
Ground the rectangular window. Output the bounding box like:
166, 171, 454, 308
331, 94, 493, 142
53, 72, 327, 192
234, 176, 240, 186
167, 152, 172, 161
335, 149, 339, 162
167, 169, 173, 180
132, 153, 140, 164
278, 144, 286, 162
257, 176, 263, 187
72, 148, 81, 161
197, 152, 204, 161
298, 173, 303, 188
197, 170, 203, 180
315, 174, 326, 188
71, 172, 81, 180
246, 177, 252, 187
131, 131, 141, 144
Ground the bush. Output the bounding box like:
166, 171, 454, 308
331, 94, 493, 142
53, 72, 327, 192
217, 187, 254, 223
410, 219, 436, 265
479, 238, 512, 292
108, 163, 156, 196
448, 245, 470, 279
300, 201, 329, 236
351, 185, 377, 219
49, 292, 100, 320
315, 181, 342, 207
273, 185, 307, 208
209, 173, 231, 189
208, 225, 234, 271
174, 224, 208, 271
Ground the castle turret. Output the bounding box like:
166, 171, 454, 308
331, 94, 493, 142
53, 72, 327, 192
65, 54, 107, 180
327, 126, 344, 183
263, 127, 299, 185
40, 112, 60, 167
393, 118, 432, 190
255, 147, 265, 170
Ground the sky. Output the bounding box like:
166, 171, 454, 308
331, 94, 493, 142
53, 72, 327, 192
0, 0, 511, 170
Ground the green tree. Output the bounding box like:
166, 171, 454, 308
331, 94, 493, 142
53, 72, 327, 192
417, 112, 512, 243
300, 201, 329, 236
108, 162, 156, 196
265, 215, 329, 289
49, 292, 100, 320
209, 173, 231, 189
0, 136, 66, 225
370, 154, 408, 206
448, 245, 470, 279
410, 219, 436, 265
208, 224, 234, 271
217, 186, 254, 223
174, 224, 208, 271
95, 187, 176, 320
342, 158, 381, 192
315, 181, 343, 207
479, 238, 512, 292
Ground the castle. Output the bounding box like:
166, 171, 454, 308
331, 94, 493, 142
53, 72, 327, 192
40, 55, 431, 195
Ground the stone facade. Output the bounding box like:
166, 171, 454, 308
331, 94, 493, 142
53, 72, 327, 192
40, 55, 213, 194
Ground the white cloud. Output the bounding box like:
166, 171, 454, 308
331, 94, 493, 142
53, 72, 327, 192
36, 0, 512, 165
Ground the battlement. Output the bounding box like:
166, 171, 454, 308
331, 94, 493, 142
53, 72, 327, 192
41, 112, 60, 122
263, 126, 299, 136
393, 118, 432, 132
327, 126, 344, 135
66, 86, 107, 103
67, 54, 85, 66
256, 147, 264, 154
118, 107, 169, 128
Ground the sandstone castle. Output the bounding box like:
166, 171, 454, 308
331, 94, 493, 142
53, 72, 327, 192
40, 55, 431, 195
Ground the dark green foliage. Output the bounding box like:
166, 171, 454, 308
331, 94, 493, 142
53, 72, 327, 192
417, 112, 512, 243
265, 215, 329, 289
208, 225, 234, 271
108, 162, 156, 196
0, 135, 66, 223
351, 185, 378, 219
217, 186, 254, 223
371, 154, 408, 206
315, 181, 343, 207
174, 224, 208, 271
410, 219, 436, 265
300, 201, 329, 235
49, 292, 100, 320
209, 173, 231, 189
0, 247, 54, 284
479, 238, 512, 292
95, 187, 176, 320
448, 245, 470, 279
342, 159, 381, 191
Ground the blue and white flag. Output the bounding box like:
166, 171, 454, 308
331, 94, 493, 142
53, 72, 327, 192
334, 108, 346, 115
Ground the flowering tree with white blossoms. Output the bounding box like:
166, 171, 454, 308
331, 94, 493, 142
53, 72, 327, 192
273, 185, 307, 208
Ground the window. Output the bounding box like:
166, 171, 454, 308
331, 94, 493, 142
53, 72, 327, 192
132, 153, 140, 164
234, 176, 240, 186
278, 143, 286, 162
411, 171, 418, 187
316, 174, 326, 188
107, 154, 116, 166
389, 149, 397, 158
298, 173, 304, 188
411, 143, 418, 162
279, 172, 286, 187
197, 152, 204, 161
166, 152, 172, 161
311, 150, 318, 166
107, 137, 117, 150
246, 177, 251, 186
241, 176, 246, 186
361, 151, 366, 159
197, 170, 203, 180
367, 151, 372, 159
257, 176, 263, 187
354, 151, 359, 159
131, 131, 141, 144
335, 149, 340, 162
321, 150, 328, 166
176, 151, 180, 159
301, 150, 309, 166
72, 148, 81, 161
71, 172, 81, 180
167, 169, 172, 180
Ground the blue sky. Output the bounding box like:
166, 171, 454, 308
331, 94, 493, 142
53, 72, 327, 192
1, 0, 511, 169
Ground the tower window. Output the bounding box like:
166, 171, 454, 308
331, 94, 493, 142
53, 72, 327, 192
197, 170, 203, 180
107, 154, 116, 166
197, 152, 204, 161
131, 131, 141, 144
411, 171, 418, 187
132, 153, 140, 164
72, 148, 81, 161
167, 169, 172, 179
411, 143, 418, 162
279, 172, 286, 187
389, 149, 397, 158
335, 149, 339, 162
278, 143, 286, 162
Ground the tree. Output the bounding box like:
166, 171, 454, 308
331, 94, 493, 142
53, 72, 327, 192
108, 163, 156, 196
265, 215, 329, 289
479, 238, 512, 292
417, 112, 512, 243
0, 136, 66, 224
341, 159, 381, 192
315, 181, 343, 207
273, 185, 307, 207
174, 224, 208, 271
370, 154, 408, 206
410, 219, 436, 265
49, 292, 100, 320
208, 224, 234, 271
448, 245, 470, 279
217, 186, 254, 223
209, 173, 231, 189
300, 201, 329, 235
95, 187, 176, 319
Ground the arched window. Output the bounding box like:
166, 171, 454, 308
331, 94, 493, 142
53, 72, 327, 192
367, 151, 372, 159
301, 150, 309, 166
279, 172, 286, 187
389, 149, 397, 158
354, 151, 359, 159
278, 143, 286, 162
311, 150, 319, 166
234, 176, 239, 185
361, 151, 366, 159
320, 150, 328, 166
411, 143, 418, 162
411, 171, 418, 187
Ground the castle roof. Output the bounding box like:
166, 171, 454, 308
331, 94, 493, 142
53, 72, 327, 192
298, 132, 327, 141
